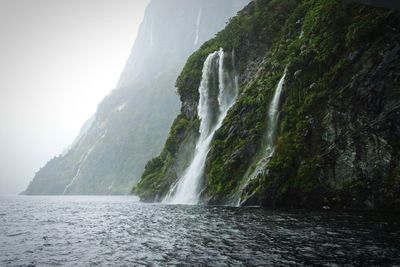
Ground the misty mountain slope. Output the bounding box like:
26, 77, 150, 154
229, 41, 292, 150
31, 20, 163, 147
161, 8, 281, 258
136, 0, 400, 210
23, 0, 250, 195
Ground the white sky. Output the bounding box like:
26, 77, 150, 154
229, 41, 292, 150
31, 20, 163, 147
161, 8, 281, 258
0, 0, 149, 194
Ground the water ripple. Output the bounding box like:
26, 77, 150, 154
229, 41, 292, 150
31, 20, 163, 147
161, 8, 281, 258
0, 195, 399, 266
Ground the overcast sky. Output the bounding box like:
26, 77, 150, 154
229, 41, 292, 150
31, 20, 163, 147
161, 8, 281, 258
0, 0, 149, 194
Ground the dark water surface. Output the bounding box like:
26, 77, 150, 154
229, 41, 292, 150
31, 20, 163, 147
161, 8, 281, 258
0, 195, 399, 266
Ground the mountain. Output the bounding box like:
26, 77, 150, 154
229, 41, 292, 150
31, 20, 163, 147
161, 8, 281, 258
135, 0, 400, 210
23, 0, 250, 195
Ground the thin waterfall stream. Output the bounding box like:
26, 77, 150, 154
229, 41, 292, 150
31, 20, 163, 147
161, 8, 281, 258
163, 48, 238, 204
236, 68, 287, 206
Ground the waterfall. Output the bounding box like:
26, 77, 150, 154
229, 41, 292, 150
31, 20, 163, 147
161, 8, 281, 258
63, 130, 107, 195
163, 49, 238, 205
194, 8, 202, 46
265, 68, 287, 157
236, 68, 287, 206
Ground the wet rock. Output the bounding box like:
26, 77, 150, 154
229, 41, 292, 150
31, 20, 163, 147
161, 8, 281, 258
300, 44, 307, 53
181, 97, 198, 120
294, 69, 302, 78
364, 200, 375, 209
347, 51, 358, 62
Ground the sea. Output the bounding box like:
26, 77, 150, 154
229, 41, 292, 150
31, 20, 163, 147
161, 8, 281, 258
1, 195, 399, 266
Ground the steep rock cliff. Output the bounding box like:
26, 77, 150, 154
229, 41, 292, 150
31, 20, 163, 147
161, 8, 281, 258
136, 0, 400, 210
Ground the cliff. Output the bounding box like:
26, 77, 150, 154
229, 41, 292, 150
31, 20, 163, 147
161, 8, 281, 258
23, 0, 249, 195
136, 0, 400, 210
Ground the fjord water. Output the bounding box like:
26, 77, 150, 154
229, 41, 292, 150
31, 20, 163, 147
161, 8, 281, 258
1, 196, 400, 266
164, 49, 238, 204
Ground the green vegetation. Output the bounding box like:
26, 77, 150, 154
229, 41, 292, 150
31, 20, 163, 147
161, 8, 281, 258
135, 114, 199, 201
136, 0, 400, 210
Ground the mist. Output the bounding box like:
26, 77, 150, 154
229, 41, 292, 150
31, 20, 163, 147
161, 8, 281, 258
0, 1, 399, 265
0, 0, 149, 194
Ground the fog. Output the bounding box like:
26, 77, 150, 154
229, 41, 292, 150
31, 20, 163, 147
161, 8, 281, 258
0, 0, 149, 194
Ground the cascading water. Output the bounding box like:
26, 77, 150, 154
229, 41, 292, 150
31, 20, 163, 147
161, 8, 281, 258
235, 68, 287, 206
265, 68, 287, 157
163, 48, 238, 205
63, 129, 108, 195
194, 8, 202, 46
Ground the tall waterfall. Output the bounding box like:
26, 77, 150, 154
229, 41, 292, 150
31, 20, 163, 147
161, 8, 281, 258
236, 68, 287, 206
265, 68, 287, 157
194, 8, 202, 46
163, 49, 238, 204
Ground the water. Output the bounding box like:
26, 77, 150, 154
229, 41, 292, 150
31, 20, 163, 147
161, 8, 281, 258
266, 68, 287, 156
164, 49, 238, 204
63, 130, 107, 195
236, 69, 287, 205
194, 8, 202, 46
1, 196, 400, 266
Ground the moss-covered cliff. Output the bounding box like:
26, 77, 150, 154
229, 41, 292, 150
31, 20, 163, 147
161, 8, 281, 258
135, 0, 400, 210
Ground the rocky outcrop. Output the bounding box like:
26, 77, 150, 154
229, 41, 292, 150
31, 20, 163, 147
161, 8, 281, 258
318, 37, 400, 209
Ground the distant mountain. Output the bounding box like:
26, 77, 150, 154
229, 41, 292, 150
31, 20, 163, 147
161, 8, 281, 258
23, 0, 250, 195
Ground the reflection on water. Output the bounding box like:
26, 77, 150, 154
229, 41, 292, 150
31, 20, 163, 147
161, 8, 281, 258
0, 195, 399, 266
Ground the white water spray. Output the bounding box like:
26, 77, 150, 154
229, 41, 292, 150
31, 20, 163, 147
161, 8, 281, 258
163, 49, 238, 204
194, 8, 202, 46
236, 68, 287, 206
265, 68, 287, 156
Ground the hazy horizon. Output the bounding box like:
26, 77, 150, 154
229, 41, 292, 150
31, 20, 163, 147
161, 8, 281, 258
0, 0, 149, 194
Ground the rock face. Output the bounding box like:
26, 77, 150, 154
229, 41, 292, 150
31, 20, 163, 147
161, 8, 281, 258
23, 0, 249, 195
136, 0, 400, 210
